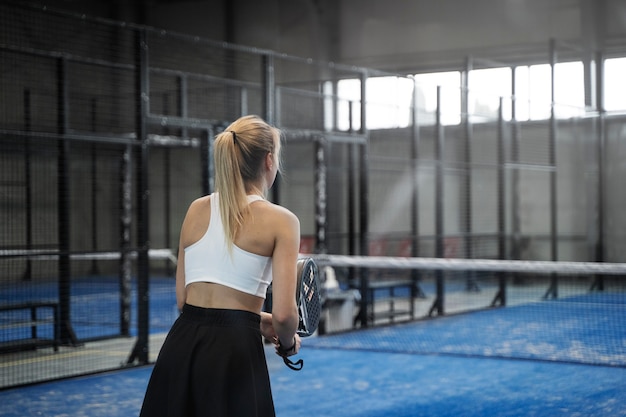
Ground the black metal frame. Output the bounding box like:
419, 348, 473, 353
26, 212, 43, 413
0, 1, 618, 388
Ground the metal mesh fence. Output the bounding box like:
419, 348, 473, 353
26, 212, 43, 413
1, 1, 625, 389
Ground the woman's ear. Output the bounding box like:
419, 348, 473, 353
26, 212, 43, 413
265, 152, 274, 170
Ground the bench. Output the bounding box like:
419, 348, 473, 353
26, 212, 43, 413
0, 302, 60, 353
366, 279, 420, 323
362, 238, 425, 325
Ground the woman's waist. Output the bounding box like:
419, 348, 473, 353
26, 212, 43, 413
180, 303, 261, 328
185, 281, 265, 313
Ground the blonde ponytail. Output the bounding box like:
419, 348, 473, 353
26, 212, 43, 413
213, 115, 281, 248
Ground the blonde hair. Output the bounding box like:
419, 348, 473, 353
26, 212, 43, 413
214, 115, 282, 248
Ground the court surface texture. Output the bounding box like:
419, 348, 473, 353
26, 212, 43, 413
1, 297, 625, 417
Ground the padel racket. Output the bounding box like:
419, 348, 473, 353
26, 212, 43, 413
295, 257, 321, 337
280, 257, 321, 370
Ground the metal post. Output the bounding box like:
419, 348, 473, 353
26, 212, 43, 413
348, 144, 355, 255
410, 78, 425, 301
591, 51, 606, 291
347, 140, 356, 286
162, 93, 172, 276
511, 67, 521, 261
128, 28, 150, 365
90, 98, 99, 276
493, 97, 507, 307
462, 57, 479, 292
357, 70, 370, 327
544, 39, 559, 299
434, 86, 445, 260
57, 57, 78, 346
240, 87, 248, 117
275, 87, 282, 127
120, 145, 132, 336
23, 88, 33, 281
332, 79, 339, 132
262, 54, 279, 203
510, 66, 525, 288
497, 98, 506, 261
314, 136, 328, 254
549, 39, 558, 264
581, 0, 604, 110
177, 74, 188, 139
595, 50, 605, 266
410, 78, 420, 259
348, 99, 356, 256
429, 86, 445, 316
347, 101, 357, 286
200, 127, 215, 196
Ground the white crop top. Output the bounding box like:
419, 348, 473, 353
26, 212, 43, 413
184, 193, 273, 298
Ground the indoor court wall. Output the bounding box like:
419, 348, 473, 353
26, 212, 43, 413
2, 1, 626, 392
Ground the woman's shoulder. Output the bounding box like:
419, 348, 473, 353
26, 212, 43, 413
253, 198, 294, 215
180, 195, 212, 246
185, 194, 212, 218
190, 194, 212, 207
254, 200, 300, 227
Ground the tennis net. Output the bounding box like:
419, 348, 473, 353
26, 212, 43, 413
309, 254, 626, 368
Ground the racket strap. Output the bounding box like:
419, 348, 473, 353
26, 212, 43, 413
277, 338, 304, 371
282, 356, 304, 371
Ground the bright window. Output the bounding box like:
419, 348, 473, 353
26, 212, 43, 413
469, 67, 512, 121
336, 76, 414, 131
604, 57, 626, 112
333, 58, 619, 130
512, 63, 585, 120
515, 64, 551, 120
336, 79, 361, 131
413, 71, 461, 125
554, 61, 585, 117
366, 76, 414, 129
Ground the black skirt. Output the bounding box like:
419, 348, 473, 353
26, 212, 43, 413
139, 304, 276, 417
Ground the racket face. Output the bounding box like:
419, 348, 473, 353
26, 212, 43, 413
295, 258, 321, 337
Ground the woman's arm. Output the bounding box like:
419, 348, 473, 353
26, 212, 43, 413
175, 198, 205, 311
270, 207, 301, 353
175, 243, 186, 311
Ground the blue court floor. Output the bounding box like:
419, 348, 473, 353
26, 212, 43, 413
1, 283, 625, 416
1, 336, 625, 417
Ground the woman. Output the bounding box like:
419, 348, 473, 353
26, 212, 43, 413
140, 115, 301, 417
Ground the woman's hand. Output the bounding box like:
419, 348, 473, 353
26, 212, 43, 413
260, 312, 277, 341
275, 333, 301, 358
